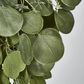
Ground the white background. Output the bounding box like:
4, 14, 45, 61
47, 0, 84, 84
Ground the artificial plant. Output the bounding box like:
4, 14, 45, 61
0, 0, 81, 84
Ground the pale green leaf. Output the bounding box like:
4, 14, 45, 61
0, 6, 23, 37
22, 11, 43, 34
2, 51, 26, 79
18, 34, 33, 65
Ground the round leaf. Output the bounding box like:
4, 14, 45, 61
61, 0, 81, 8
29, 60, 54, 76
18, 34, 33, 65
54, 9, 74, 34
0, 6, 23, 37
32, 34, 64, 64
22, 11, 43, 34
57, 0, 75, 10
2, 51, 26, 79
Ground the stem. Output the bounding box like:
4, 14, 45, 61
25, 0, 37, 12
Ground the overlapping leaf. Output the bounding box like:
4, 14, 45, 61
14, 69, 30, 84
0, 6, 23, 37
28, 0, 53, 16
61, 0, 81, 8
54, 9, 74, 34
32, 29, 64, 64
40, 28, 61, 39
2, 51, 26, 79
18, 34, 33, 65
29, 60, 54, 76
57, 0, 75, 10
22, 11, 43, 34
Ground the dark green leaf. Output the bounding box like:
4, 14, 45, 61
29, 60, 54, 76
2, 51, 26, 79
43, 72, 52, 79
30, 77, 46, 84
18, 34, 33, 65
14, 69, 30, 84
57, 0, 75, 10
54, 9, 74, 34
0, 6, 23, 37
61, 0, 81, 8
22, 11, 43, 34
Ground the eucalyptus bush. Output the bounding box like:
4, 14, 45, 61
0, 0, 81, 84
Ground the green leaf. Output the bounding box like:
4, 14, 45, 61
2, 51, 26, 79
30, 77, 46, 84
28, 0, 53, 16
43, 72, 52, 79
14, 69, 30, 84
61, 0, 81, 8
4, 0, 17, 6
57, 0, 75, 10
29, 60, 54, 76
0, 70, 9, 84
18, 34, 33, 65
32, 33, 64, 64
54, 9, 74, 34
40, 28, 61, 39
0, 47, 2, 64
22, 11, 43, 34
0, 6, 23, 37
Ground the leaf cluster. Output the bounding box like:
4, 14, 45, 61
0, 0, 81, 84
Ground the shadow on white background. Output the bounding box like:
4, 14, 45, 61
47, 0, 84, 84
